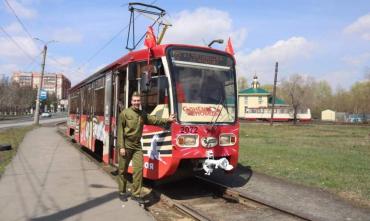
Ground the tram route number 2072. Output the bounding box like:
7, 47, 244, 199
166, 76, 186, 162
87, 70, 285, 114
180, 126, 198, 134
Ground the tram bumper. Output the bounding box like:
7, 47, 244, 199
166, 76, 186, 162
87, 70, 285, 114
203, 158, 233, 175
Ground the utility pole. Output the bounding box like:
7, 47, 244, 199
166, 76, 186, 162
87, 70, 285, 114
33, 39, 56, 125
270, 62, 278, 126
33, 44, 47, 125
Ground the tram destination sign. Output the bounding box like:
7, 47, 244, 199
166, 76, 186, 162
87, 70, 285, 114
171, 49, 232, 66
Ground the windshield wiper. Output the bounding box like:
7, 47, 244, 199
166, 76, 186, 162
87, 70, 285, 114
209, 95, 224, 131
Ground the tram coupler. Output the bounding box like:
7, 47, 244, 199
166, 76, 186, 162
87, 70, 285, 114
203, 150, 233, 175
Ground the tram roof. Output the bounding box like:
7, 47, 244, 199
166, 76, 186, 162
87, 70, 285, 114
69, 44, 232, 92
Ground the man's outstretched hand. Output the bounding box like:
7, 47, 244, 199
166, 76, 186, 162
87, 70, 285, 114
168, 114, 176, 123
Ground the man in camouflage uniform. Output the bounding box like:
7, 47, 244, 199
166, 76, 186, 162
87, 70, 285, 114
117, 92, 175, 203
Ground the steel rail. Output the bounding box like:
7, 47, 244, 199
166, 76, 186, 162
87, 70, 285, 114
195, 175, 314, 221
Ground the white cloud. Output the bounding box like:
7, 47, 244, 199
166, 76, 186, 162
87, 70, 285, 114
52, 27, 83, 43
5, 0, 37, 19
342, 52, 370, 66
0, 37, 39, 77
235, 37, 314, 84
344, 13, 370, 41
92, 64, 107, 73
0, 36, 39, 59
0, 28, 40, 76
48, 56, 74, 68
163, 7, 247, 48
319, 69, 360, 89
0, 63, 21, 76
48, 56, 93, 86
4, 22, 23, 35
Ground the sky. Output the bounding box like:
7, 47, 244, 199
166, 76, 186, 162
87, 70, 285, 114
0, 0, 370, 89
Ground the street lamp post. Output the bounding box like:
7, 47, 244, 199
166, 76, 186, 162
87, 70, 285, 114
33, 39, 56, 125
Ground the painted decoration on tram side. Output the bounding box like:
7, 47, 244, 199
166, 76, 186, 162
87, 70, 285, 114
93, 117, 105, 142
147, 134, 165, 163
80, 116, 88, 145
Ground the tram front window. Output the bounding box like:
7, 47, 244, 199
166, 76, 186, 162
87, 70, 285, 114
169, 49, 236, 124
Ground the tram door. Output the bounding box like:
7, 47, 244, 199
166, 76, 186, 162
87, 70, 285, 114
101, 73, 112, 163
92, 77, 105, 158
80, 84, 94, 149
75, 91, 81, 143
112, 68, 127, 165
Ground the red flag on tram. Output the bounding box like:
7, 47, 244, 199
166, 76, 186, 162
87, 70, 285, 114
144, 26, 157, 49
144, 26, 157, 64
225, 37, 235, 55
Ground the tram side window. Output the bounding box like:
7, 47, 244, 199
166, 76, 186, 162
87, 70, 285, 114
118, 73, 126, 111
94, 77, 105, 116
141, 76, 169, 114
82, 87, 89, 115
76, 92, 81, 114
83, 84, 94, 115
139, 61, 170, 118
70, 96, 77, 114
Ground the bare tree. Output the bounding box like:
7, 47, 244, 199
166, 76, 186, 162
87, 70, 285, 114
0, 79, 37, 116
43, 92, 58, 112
310, 80, 333, 118
364, 66, 370, 80
261, 84, 274, 92
350, 81, 370, 118
280, 74, 313, 124
237, 76, 248, 91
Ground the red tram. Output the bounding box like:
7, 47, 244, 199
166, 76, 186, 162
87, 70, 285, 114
67, 43, 239, 179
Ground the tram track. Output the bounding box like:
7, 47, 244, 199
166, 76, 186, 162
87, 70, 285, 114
149, 176, 311, 221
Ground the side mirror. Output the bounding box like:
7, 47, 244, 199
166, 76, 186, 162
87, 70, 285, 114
140, 72, 151, 93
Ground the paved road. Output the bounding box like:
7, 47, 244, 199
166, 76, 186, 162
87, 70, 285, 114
0, 112, 67, 123
0, 116, 67, 130
0, 127, 154, 221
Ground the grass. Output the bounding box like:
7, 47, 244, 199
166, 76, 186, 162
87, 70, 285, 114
238, 123, 370, 205
0, 126, 35, 176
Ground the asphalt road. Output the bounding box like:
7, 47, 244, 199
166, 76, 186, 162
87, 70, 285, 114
0, 113, 67, 130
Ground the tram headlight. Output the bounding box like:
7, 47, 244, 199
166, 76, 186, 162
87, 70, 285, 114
219, 134, 236, 146
177, 134, 199, 147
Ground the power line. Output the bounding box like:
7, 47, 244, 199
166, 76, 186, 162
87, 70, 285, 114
3, 0, 46, 70
3, 0, 38, 47
0, 26, 38, 62
48, 54, 86, 76
3, 0, 84, 77
78, 26, 128, 70
3, 0, 162, 81
24, 51, 42, 70
76, 0, 159, 70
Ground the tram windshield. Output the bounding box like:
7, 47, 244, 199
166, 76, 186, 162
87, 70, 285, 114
168, 48, 236, 124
